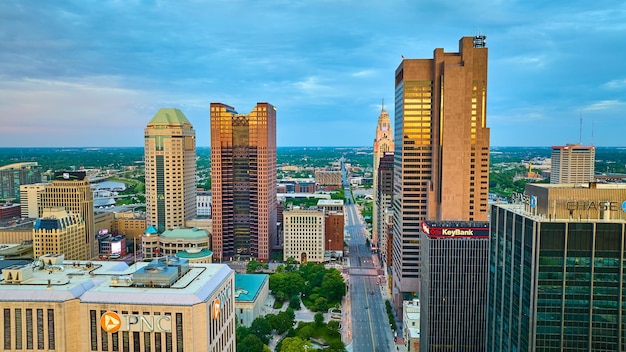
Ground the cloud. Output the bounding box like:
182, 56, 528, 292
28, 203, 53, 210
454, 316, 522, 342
582, 100, 626, 112
604, 79, 626, 89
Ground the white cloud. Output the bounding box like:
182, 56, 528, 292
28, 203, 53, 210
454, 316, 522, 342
604, 79, 626, 89
583, 100, 626, 111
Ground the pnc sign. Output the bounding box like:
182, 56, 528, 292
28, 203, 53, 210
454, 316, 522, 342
212, 283, 233, 320
100, 311, 172, 333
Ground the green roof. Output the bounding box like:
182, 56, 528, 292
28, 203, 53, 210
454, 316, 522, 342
234, 273, 269, 302
144, 226, 158, 235
175, 248, 213, 259
160, 227, 209, 240
148, 108, 191, 125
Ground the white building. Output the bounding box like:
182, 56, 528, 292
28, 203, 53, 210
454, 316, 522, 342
234, 273, 270, 327
197, 191, 212, 217
283, 207, 325, 263
403, 299, 421, 352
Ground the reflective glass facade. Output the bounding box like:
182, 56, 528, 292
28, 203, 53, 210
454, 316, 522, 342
488, 204, 626, 351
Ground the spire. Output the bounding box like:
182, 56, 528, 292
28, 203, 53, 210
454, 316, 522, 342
381, 98, 385, 112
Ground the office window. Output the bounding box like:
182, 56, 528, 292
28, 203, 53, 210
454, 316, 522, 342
90, 310, 98, 351
3, 309, 10, 350
36, 308, 44, 350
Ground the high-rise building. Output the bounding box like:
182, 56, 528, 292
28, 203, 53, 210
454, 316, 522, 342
420, 220, 490, 351
488, 183, 626, 351
40, 171, 96, 259
282, 207, 325, 263
550, 144, 595, 184
392, 36, 490, 307
376, 154, 394, 270
0, 162, 41, 202
372, 104, 394, 247
144, 108, 197, 233
210, 102, 277, 261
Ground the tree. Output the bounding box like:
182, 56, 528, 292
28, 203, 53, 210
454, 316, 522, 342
285, 307, 296, 321
314, 312, 325, 327
247, 259, 267, 273
327, 320, 340, 334
320, 269, 346, 303
314, 297, 328, 312
273, 311, 294, 334
280, 337, 311, 352
250, 316, 272, 345
237, 334, 265, 352
236, 326, 251, 342
289, 295, 301, 310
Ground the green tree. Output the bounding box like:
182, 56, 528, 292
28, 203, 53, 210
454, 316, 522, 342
280, 337, 311, 352
250, 317, 272, 345
289, 295, 301, 310
273, 311, 294, 334
285, 307, 296, 321
314, 312, 325, 327
236, 326, 251, 342
320, 269, 346, 303
247, 259, 267, 273
314, 297, 328, 312
237, 334, 265, 352
327, 320, 340, 334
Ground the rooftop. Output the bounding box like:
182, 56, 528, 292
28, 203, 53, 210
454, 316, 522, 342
175, 247, 213, 259
148, 108, 192, 126
317, 199, 344, 206
0, 259, 233, 305
234, 273, 268, 302
160, 227, 209, 240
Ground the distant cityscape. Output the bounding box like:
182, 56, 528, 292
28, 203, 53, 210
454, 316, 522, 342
1, 35, 626, 352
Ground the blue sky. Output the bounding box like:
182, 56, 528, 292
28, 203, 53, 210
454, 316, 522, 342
1, 0, 625, 147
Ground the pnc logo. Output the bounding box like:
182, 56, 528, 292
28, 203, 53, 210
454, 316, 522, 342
213, 299, 221, 320
100, 311, 121, 333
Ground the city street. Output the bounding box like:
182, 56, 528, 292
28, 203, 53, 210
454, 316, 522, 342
344, 184, 395, 352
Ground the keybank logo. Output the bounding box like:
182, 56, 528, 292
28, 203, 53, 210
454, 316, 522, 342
100, 311, 121, 333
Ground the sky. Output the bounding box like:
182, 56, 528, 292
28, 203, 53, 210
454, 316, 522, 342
1, 0, 625, 148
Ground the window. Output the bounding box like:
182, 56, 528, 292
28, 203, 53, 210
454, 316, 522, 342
4, 309, 10, 350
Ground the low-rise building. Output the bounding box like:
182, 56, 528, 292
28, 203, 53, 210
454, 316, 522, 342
283, 207, 325, 263
142, 227, 210, 260
33, 207, 87, 260
403, 299, 421, 352
234, 273, 270, 327
0, 255, 235, 352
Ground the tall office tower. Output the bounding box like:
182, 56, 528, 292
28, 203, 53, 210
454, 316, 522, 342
420, 221, 490, 351
550, 144, 595, 184
0, 162, 41, 202
488, 183, 626, 351
376, 153, 394, 270
392, 36, 490, 308
40, 171, 96, 259
33, 207, 86, 260
372, 104, 394, 247
210, 102, 277, 261
144, 108, 197, 233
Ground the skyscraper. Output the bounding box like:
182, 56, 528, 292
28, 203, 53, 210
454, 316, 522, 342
550, 144, 595, 184
144, 108, 197, 233
372, 103, 394, 248
40, 171, 96, 259
392, 36, 490, 307
210, 102, 277, 261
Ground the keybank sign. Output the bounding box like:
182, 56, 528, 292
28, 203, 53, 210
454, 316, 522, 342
100, 311, 172, 333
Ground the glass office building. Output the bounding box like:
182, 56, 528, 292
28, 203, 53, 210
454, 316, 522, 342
488, 183, 626, 351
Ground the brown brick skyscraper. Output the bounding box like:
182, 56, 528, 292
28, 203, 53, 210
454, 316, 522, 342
210, 102, 277, 261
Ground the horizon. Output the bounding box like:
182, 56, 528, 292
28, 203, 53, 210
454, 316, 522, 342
1, 1, 626, 148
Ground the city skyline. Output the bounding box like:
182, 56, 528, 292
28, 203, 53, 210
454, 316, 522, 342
1, 1, 626, 148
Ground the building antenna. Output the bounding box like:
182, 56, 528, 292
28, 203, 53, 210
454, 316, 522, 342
381, 98, 384, 112
591, 117, 595, 146
579, 111, 582, 144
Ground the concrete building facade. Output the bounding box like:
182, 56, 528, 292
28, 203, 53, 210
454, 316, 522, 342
0, 257, 235, 352
234, 273, 270, 327
20, 183, 48, 219
283, 207, 325, 263
144, 108, 197, 233
392, 36, 490, 307
40, 172, 97, 259
210, 102, 277, 261
550, 144, 595, 184
376, 153, 394, 270
372, 104, 394, 248
33, 207, 86, 260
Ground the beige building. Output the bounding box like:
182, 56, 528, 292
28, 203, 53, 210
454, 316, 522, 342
283, 207, 325, 263
314, 171, 342, 186
0, 257, 235, 352
40, 172, 97, 259
372, 104, 394, 247
550, 144, 595, 184
33, 207, 86, 260
144, 108, 197, 233
19, 183, 48, 218
393, 36, 490, 306
112, 212, 147, 240
143, 227, 211, 260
